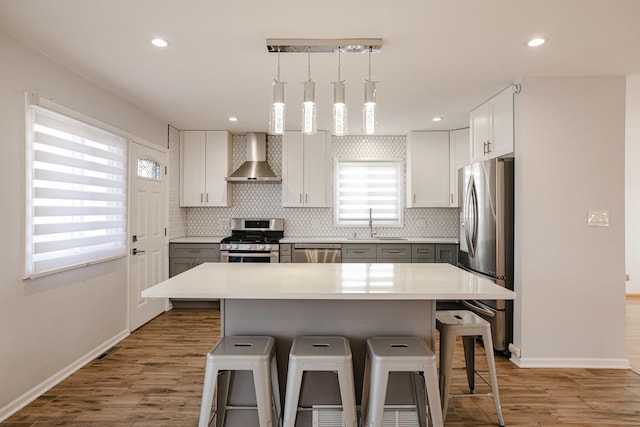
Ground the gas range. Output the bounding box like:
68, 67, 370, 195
220, 218, 284, 263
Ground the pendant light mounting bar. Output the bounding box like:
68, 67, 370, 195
267, 38, 383, 53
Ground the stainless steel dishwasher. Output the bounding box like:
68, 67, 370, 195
293, 243, 342, 263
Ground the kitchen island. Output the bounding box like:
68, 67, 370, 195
142, 262, 515, 426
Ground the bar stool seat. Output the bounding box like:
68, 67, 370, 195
436, 310, 505, 427
360, 337, 443, 427
198, 336, 281, 427
283, 336, 357, 427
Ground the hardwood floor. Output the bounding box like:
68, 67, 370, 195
4, 305, 640, 426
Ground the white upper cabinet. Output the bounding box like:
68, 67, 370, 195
406, 131, 450, 208
449, 127, 470, 207
180, 130, 231, 207
470, 85, 515, 162
282, 131, 330, 207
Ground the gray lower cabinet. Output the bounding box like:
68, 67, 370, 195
341, 243, 458, 265
435, 244, 458, 265
280, 244, 292, 263
169, 243, 220, 278
342, 244, 377, 263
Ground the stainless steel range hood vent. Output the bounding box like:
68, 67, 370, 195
226, 132, 281, 182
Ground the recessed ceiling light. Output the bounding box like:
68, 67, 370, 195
527, 37, 546, 47
228, 117, 238, 122
151, 38, 169, 48
432, 117, 442, 122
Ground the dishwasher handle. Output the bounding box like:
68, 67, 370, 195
294, 243, 342, 249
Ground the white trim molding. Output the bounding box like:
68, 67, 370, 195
511, 356, 630, 369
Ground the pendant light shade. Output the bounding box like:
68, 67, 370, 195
363, 49, 377, 134
333, 80, 347, 135
269, 50, 285, 135
302, 50, 317, 135
332, 49, 347, 136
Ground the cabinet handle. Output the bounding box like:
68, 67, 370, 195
417, 249, 431, 254
451, 193, 454, 204
305, 194, 308, 203
188, 250, 201, 254
200, 193, 204, 203
299, 193, 303, 204
413, 193, 416, 204
353, 250, 367, 254
206, 193, 209, 203
387, 250, 401, 254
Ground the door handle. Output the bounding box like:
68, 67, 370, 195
132, 248, 146, 255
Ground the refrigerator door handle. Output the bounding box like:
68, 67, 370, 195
462, 300, 496, 318
464, 175, 478, 258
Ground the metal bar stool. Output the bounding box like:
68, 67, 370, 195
360, 337, 443, 427
198, 336, 281, 427
436, 310, 505, 426
283, 336, 357, 427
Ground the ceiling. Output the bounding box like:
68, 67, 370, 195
1, 0, 640, 135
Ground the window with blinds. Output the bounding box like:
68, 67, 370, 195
334, 159, 403, 227
25, 105, 127, 278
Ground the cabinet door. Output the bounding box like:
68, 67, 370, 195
180, 131, 206, 206
406, 131, 450, 207
489, 87, 514, 159
282, 131, 305, 207
436, 244, 458, 265
303, 131, 329, 207
169, 257, 195, 278
204, 131, 231, 206
470, 103, 490, 163
449, 128, 470, 207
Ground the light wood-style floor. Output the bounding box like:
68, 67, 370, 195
4, 302, 640, 426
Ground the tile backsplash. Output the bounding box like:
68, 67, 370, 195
170, 132, 459, 238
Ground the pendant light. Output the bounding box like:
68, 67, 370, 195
269, 48, 285, 135
363, 47, 377, 135
302, 48, 317, 135
332, 48, 347, 136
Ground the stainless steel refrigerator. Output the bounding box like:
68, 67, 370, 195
458, 158, 514, 354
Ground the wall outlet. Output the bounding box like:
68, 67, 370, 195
587, 210, 609, 227
626, 274, 631, 282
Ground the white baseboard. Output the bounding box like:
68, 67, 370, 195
0, 328, 130, 422
511, 355, 630, 369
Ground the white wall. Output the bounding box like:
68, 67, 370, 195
513, 76, 628, 368
625, 75, 640, 294
0, 30, 167, 418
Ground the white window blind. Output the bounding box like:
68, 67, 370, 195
334, 160, 403, 227
25, 105, 128, 278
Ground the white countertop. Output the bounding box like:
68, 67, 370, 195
169, 236, 225, 243
169, 236, 458, 244
142, 262, 514, 301
280, 237, 458, 244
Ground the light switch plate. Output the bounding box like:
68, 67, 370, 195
588, 210, 609, 227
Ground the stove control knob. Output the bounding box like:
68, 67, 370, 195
258, 245, 265, 250
264, 245, 271, 250
231, 244, 239, 250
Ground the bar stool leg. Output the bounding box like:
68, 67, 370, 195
199, 362, 219, 427
270, 355, 281, 424
253, 360, 274, 427
481, 328, 505, 427
462, 336, 476, 393
422, 364, 443, 427
360, 353, 371, 427
283, 360, 303, 427
337, 364, 358, 427
367, 363, 389, 427
438, 329, 456, 420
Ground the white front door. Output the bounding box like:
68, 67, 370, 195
129, 142, 167, 331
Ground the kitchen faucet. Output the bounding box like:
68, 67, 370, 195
369, 208, 377, 238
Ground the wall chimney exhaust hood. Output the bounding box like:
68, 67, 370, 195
226, 132, 281, 182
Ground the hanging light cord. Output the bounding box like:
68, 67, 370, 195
307, 47, 311, 81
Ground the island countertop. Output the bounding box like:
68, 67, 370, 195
142, 262, 515, 301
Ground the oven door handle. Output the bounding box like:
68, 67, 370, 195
222, 252, 274, 258
462, 300, 496, 318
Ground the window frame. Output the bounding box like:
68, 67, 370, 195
333, 158, 404, 228
24, 95, 129, 279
